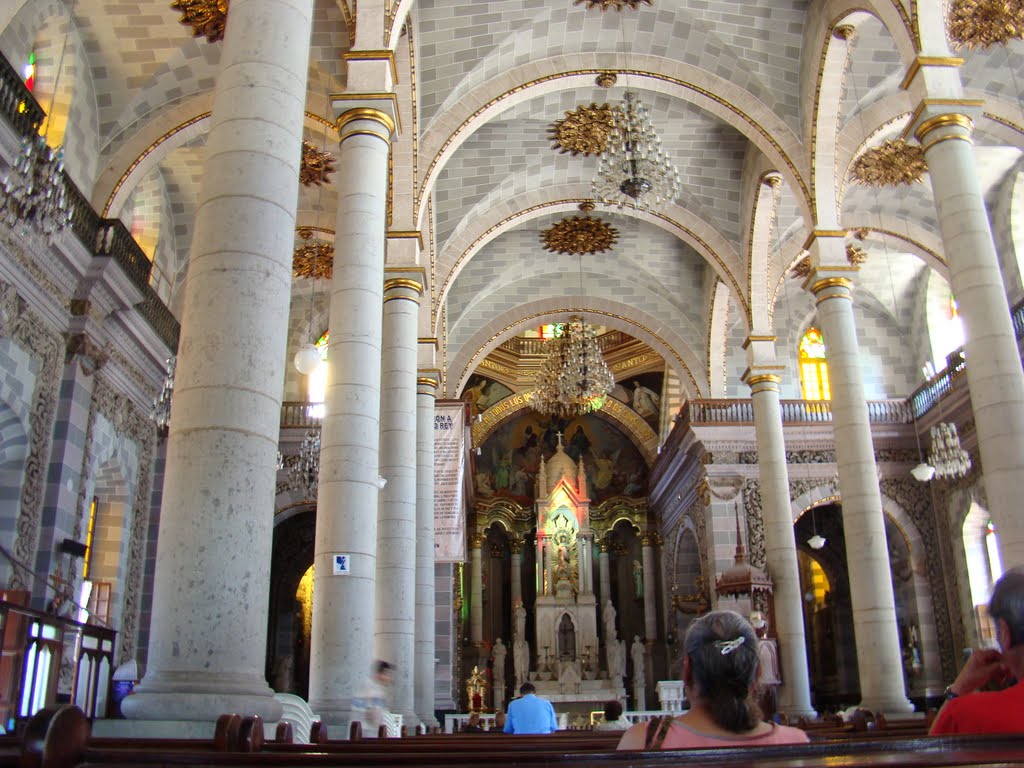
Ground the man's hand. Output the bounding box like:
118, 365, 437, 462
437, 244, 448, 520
948, 648, 1009, 696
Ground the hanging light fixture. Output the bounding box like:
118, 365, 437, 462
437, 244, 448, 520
150, 355, 176, 438
532, 315, 615, 418
0, 0, 76, 239
807, 506, 826, 550
288, 429, 321, 496
927, 421, 971, 480
293, 252, 323, 375
592, 90, 680, 211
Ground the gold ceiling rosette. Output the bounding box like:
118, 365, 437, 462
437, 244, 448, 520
170, 0, 229, 43
548, 104, 615, 156
573, 0, 653, 10
541, 216, 618, 255
293, 228, 334, 280
300, 141, 336, 186
948, 0, 1024, 48
850, 139, 927, 186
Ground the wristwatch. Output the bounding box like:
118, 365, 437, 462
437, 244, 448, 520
943, 685, 960, 701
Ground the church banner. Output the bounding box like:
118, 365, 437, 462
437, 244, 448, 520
434, 402, 466, 562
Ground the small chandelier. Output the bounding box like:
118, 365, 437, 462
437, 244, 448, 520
288, 429, 321, 496
927, 422, 971, 480
592, 91, 679, 211
532, 316, 615, 418
150, 355, 176, 438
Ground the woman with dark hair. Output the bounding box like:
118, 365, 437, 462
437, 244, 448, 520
617, 611, 808, 750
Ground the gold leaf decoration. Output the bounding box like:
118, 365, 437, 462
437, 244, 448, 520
300, 141, 336, 187
846, 244, 867, 266
293, 228, 335, 280
948, 0, 1024, 49
595, 73, 618, 88
850, 139, 927, 186
790, 256, 812, 279
578, 200, 596, 213
548, 104, 615, 156
170, 0, 229, 43
541, 216, 618, 255
573, 0, 652, 10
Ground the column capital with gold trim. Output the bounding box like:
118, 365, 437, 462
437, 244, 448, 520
901, 100, 983, 155
383, 267, 425, 305
331, 94, 401, 141
470, 532, 487, 549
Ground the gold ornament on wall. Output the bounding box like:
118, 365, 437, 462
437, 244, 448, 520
846, 244, 867, 266
548, 104, 615, 156
170, 0, 229, 43
293, 228, 335, 280
851, 139, 927, 186
790, 255, 812, 279
573, 0, 652, 10
300, 141, 336, 187
540, 216, 618, 255
578, 200, 596, 213
948, 0, 1024, 49
596, 73, 618, 88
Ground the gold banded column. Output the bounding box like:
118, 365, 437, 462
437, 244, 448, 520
640, 534, 658, 642
597, 539, 611, 608
415, 372, 440, 727
376, 273, 424, 725
469, 532, 485, 645
509, 538, 524, 613
911, 107, 1024, 566
742, 347, 815, 717
308, 100, 396, 728
805, 249, 912, 714
123, 0, 313, 725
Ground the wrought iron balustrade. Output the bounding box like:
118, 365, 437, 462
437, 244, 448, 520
684, 398, 911, 426
0, 600, 115, 728
281, 401, 324, 429
0, 53, 44, 139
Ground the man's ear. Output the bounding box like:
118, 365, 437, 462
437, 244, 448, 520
997, 617, 1011, 652
682, 655, 694, 687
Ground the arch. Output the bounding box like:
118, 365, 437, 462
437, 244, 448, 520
88, 453, 132, 633
961, 502, 1001, 642
414, 59, 810, 233
447, 302, 704, 402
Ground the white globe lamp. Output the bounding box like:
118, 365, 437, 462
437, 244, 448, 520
293, 343, 322, 375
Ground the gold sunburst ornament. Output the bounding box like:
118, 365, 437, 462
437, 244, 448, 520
293, 229, 335, 280
541, 216, 618, 255
948, 0, 1024, 49
850, 139, 927, 186
300, 141, 336, 186
170, 0, 229, 43
573, 0, 653, 10
548, 104, 615, 156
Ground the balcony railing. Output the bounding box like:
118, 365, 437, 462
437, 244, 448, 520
684, 398, 912, 426
498, 329, 632, 357
281, 401, 324, 429
0, 601, 115, 727
0, 51, 179, 352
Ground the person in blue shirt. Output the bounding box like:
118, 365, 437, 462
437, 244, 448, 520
504, 681, 558, 734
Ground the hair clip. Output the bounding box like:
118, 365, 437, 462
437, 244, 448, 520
715, 636, 745, 655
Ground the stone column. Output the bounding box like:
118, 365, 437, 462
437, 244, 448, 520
509, 539, 523, 612
912, 109, 1024, 567
415, 372, 439, 727
640, 535, 657, 642
307, 99, 396, 727
376, 274, 423, 725
742, 352, 816, 717
805, 250, 913, 714
576, 535, 591, 595
597, 540, 611, 608
469, 533, 484, 645
122, 0, 312, 724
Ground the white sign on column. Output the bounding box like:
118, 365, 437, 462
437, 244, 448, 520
434, 402, 466, 562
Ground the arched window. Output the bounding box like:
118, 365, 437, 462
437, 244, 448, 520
799, 328, 831, 401
307, 331, 329, 418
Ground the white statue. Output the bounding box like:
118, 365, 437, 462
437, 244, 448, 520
513, 604, 530, 685
603, 600, 617, 639
631, 636, 646, 708
607, 637, 625, 684
493, 637, 507, 683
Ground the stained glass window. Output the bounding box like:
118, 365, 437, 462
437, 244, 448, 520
799, 328, 830, 401
308, 331, 329, 411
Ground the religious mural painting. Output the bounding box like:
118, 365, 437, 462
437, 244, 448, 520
473, 409, 649, 505
461, 374, 514, 417
610, 371, 663, 429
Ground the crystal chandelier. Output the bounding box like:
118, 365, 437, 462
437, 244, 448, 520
288, 429, 321, 496
150, 355, 176, 438
0, 135, 73, 238
592, 91, 680, 211
927, 422, 971, 480
532, 315, 615, 418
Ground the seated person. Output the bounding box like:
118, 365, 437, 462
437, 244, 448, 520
617, 611, 808, 749
462, 713, 485, 732
930, 568, 1024, 735
490, 709, 506, 732
504, 682, 557, 734
595, 700, 630, 731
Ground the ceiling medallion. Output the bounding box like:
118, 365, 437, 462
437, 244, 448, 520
300, 141, 336, 186
541, 216, 618, 255
548, 104, 615, 156
573, 0, 653, 10
850, 139, 927, 186
948, 0, 1024, 48
596, 73, 618, 88
293, 228, 335, 280
170, 0, 229, 43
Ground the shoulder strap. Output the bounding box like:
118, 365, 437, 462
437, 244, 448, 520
644, 716, 674, 750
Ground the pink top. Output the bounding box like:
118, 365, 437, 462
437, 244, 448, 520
620, 718, 810, 750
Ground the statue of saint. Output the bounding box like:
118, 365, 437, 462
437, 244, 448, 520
632, 559, 644, 599
492, 637, 507, 683
603, 600, 617, 640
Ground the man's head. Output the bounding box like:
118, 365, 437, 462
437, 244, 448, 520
603, 700, 623, 721
989, 568, 1024, 649
374, 660, 395, 685
519, 681, 536, 696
